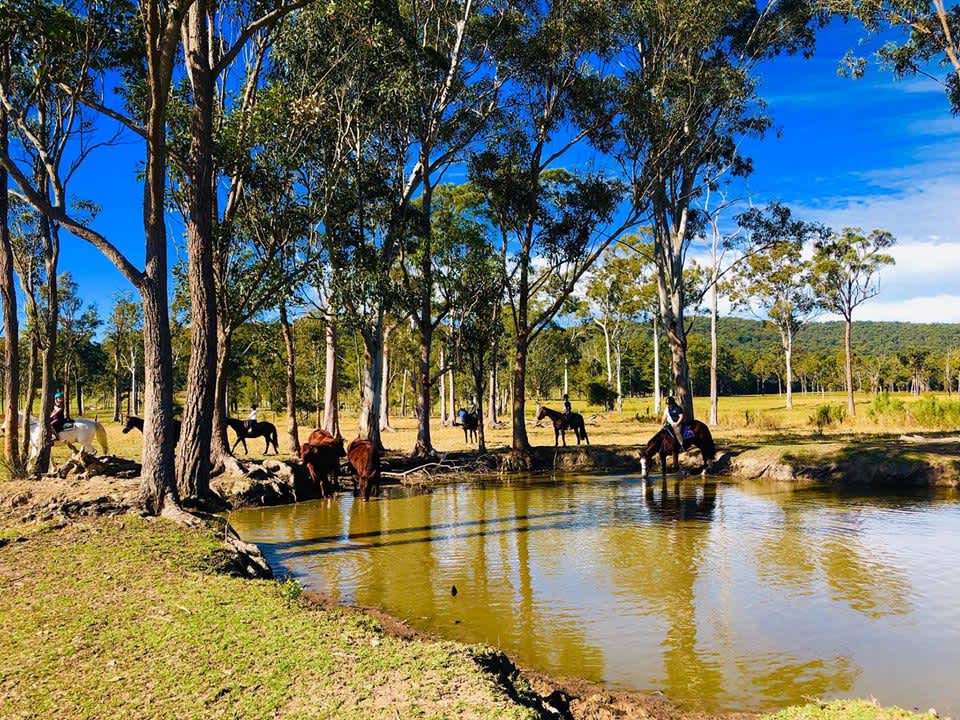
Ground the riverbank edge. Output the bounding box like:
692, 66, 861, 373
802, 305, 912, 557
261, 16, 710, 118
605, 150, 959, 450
208, 433, 960, 509
0, 473, 940, 720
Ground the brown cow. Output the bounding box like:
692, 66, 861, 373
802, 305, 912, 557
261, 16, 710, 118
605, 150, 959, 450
300, 429, 345, 498
346, 437, 380, 501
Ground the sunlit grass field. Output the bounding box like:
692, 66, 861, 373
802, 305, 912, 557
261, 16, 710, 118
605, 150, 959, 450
46, 390, 960, 468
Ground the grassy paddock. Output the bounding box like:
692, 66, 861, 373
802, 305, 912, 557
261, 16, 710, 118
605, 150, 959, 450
34, 391, 960, 468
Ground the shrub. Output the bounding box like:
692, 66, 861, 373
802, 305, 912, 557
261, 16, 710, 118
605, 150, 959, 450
809, 404, 846, 434
867, 392, 905, 422
587, 382, 618, 411
907, 395, 960, 429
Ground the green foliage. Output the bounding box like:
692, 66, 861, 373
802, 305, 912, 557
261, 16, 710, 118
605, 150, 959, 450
867, 392, 906, 422
907, 395, 960, 430
809, 404, 846, 434
587, 382, 618, 411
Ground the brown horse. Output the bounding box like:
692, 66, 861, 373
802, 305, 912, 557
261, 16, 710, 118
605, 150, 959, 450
535, 405, 589, 447
456, 408, 479, 445
640, 420, 716, 479
300, 428, 345, 498
347, 437, 380, 501
227, 417, 279, 455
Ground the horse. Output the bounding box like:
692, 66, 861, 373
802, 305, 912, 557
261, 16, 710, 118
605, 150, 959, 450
300, 428, 345, 498
121, 415, 182, 444
24, 415, 108, 459
535, 405, 589, 447
639, 419, 716, 480
226, 417, 279, 455
456, 408, 479, 444
347, 437, 380, 501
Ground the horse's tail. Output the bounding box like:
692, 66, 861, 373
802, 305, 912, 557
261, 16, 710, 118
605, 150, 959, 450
96, 422, 109, 455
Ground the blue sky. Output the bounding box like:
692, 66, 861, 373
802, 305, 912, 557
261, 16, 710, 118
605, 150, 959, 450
52, 16, 960, 324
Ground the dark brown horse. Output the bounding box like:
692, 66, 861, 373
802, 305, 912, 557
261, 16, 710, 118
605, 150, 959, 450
456, 408, 479, 444
347, 437, 380, 501
122, 415, 182, 444
536, 405, 589, 447
227, 417, 279, 455
640, 420, 716, 479
300, 428, 346, 498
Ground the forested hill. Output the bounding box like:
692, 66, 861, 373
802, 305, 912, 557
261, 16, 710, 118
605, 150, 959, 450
701, 317, 960, 357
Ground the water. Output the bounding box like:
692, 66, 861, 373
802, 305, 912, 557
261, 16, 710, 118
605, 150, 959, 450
229, 476, 960, 714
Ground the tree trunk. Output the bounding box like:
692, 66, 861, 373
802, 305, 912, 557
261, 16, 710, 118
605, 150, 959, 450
76, 376, 83, 416
599, 320, 612, 386
211, 322, 233, 464
487, 331, 499, 426
379, 323, 393, 432
439, 346, 447, 426
563, 360, 569, 397
400, 368, 408, 418
176, 0, 218, 503
112, 347, 121, 422
709, 272, 719, 425
20, 336, 37, 468
358, 313, 385, 451
652, 315, 661, 415
280, 301, 299, 454
783, 327, 794, 410
415, 313, 434, 454
474, 366, 487, 453
0, 82, 20, 470
615, 340, 623, 413
449, 364, 455, 418
31, 214, 58, 475
63, 358, 71, 418
322, 313, 339, 436
844, 318, 855, 416
511, 332, 531, 454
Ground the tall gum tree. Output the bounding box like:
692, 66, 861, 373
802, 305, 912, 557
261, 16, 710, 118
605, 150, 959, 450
616, 0, 827, 420
473, 0, 637, 462
0, 0, 192, 512
812, 227, 895, 416
732, 203, 828, 410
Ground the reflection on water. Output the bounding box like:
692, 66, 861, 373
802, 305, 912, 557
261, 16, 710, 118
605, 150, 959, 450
230, 476, 960, 714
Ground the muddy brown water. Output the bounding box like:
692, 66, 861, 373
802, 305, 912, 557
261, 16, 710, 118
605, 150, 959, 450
229, 475, 960, 715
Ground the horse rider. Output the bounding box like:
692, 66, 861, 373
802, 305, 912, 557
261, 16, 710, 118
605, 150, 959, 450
562, 393, 572, 418
662, 395, 687, 448
49, 390, 67, 441
244, 403, 258, 433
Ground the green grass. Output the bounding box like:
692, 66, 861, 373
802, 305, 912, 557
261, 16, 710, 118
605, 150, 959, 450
764, 699, 933, 720
0, 515, 536, 720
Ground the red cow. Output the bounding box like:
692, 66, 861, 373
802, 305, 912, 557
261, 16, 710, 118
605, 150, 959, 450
300, 429, 345, 498
346, 437, 380, 501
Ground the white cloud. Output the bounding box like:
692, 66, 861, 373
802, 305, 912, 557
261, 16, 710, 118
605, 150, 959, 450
826, 294, 960, 323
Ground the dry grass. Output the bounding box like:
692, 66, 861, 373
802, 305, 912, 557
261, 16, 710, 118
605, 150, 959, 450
39, 391, 960, 469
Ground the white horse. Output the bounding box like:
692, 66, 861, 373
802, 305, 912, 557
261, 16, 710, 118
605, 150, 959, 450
23, 415, 109, 459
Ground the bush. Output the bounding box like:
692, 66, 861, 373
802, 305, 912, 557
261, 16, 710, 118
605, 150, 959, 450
587, 382, 618, 411
907, 395, 960, 429
867, 392, 905, 422
809, 404, 846, 434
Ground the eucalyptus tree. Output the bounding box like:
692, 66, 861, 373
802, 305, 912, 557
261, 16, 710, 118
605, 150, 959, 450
105, 293, 141, 421
0, 0, 190, 512
56, 273, 99, 416
732, 203, 827, 410
831, 0, 960, 112
0, 39, 19, 471
811, 227, 896, 415
615, 0, 826, 421
472, 0, 637, 460
586, 247, 646, 412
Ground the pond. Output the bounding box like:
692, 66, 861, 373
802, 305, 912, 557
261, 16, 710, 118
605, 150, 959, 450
229, 475, 960, 714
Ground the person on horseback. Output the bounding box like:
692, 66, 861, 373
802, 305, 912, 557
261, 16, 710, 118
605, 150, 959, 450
562, 394, 572, 417
244, 404, 258, 433
49, 391, 66, 441
662, 395, 687, 448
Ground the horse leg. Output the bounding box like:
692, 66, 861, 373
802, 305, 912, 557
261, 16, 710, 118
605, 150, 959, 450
659, 451, 667, 480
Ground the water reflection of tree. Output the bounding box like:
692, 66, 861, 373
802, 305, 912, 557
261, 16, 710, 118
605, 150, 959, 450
749, 488, 912, 618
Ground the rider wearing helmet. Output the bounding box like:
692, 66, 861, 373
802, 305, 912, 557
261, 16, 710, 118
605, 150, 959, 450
49, 391, 66, 440
662, 395, 686, 447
